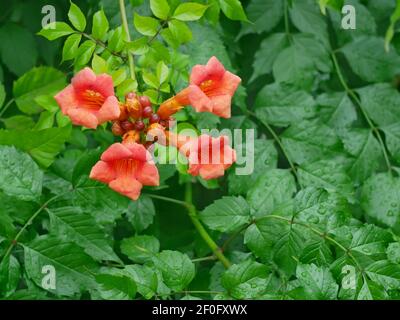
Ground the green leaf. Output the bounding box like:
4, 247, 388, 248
168, 20, 192, 44
73, 183, 129, 225
254, 82, 316, 126
48, 207, 122, 263
126, 195, 156, 232
0, 146, 43, 201
300, 241, 333, 266
281, 120, 342, 165
244, 216, 306, 275
239, 0, 283, 37
316, 92, 357, 130
0, 23, 38, 76
0, 255, 20, 298
357, 83, 400, 126
222, 260, 270, 299
37, 22, 74, 40
341, 128, 384, 182
74, 40, 96, 69
250, 33, 288, 81
13, 67, 66, 114
218, 0, 247, 21
95, 274, 136, 300
289, 0, 329, 48
123, 265, 158, 299
0, 126, 72, 167
150, 0, 170, 20
294, 187, 351, 232
68, 2, 86, 32
24, 235, 98, 296
2, 115, 35, 130
156, 61, 169, 84
62, 34, 82, 62
247, 169, 296, 218
341, 36, 400, 83
272, 45, 315, 90
152, 250, 195, 292
382, 123, 400, 163
318, 0, 344, 14
126, 37, 149, 55
173, 2, 208, 21
295, 264, 338, 300
228, 139, 278, 195
92, 10, 109, 40
134, 13, 159, 36
361, 173, 400, 231
298, 159, 354, 202
200, 196, 250, 232
120, 235, 160, 263
366, 260, 400, 290
387, 242, 400, 264
348, 224, 392, 257
108, 27, 126, 52
91, 54, 108, 74
385, 0, 400, 52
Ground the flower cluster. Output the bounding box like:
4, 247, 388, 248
55, 57, 241, 200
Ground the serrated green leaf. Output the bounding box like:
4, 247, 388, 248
200, 196, 250, 232
95, 274, 136, 300
222, 260, 269, 299
120, 235, 160, 263
0, 146, 42, 201
254, 82, 316, 126
48, 207, 122, 263
152, 250, 195, 292
24, 235, 98, 297
13, 67, 66, 114
126, 195, 156, 232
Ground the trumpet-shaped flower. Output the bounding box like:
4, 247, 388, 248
90, 142, 159, 200
170, 133, 236, 180
55, 67, 120, 129
157, 56, 241, 119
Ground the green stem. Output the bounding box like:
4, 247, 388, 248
0, 99, 15, 118
185, 182, 231, 269
145, 193, 188, 207
81, 32, 127, 61
247, 110, 301, 185
1, 194, 62, 262
119, 0, 136, 81
331, 52, 392, 174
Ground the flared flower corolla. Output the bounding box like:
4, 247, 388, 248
55, 67, 120, 129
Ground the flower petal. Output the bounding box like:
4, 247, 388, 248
210, 94, 232, 118
101, 143, 133, 162
205, 56, 226, 80
94, 74, 115, 97
123, 142, 151, 162
90, 161, 116, 183
96, 96, 120, 123
199, 164, 225, 180
67, 108, 98, 129
190, 64, 208, 85
109, 177, 143, 200
136, 162, 159, 186
54, 85, 78, 114
71, 67, 97, 91
188, 85, 213, 113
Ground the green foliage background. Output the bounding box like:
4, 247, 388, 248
1, 0, 400, 300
